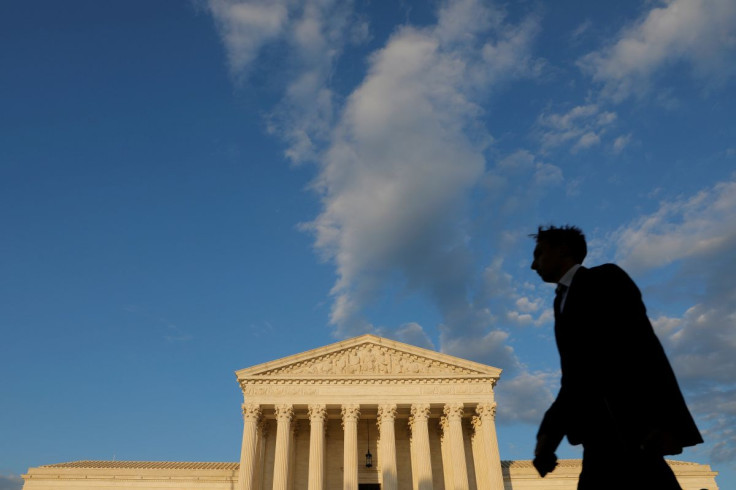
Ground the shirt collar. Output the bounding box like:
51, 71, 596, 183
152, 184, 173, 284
558, 264, 582, 288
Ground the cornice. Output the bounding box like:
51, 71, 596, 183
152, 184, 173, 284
238, 376, 497, 391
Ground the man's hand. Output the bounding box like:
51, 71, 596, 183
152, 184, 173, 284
533, 451, 558, 477
533, 434, 559, 477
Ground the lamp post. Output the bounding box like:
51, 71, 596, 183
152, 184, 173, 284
365, 419, 373, 468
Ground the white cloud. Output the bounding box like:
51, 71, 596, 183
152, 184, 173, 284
207, 0, 291, 75
209, 0, 358, 164
303, 0, 541, 343
689, 388, 736, 463
495, 370, 557, 424
537, 104, 617, 153
442, 329, 519, 373
578, 0, 736, 101
613, 179, 736, 272
0, 474, 22, 490
515, 296, 541, 313
479, 259, 553, 329
386, 322, 436, 350
484, 150, 564, 215
612, 133, 632, 153
663, 304, 736, 384
497, 149, 535, 172
570, 19, 593, 43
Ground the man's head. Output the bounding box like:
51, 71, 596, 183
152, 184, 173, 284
530, 225, 587, 283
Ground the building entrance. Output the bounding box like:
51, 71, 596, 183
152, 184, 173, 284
358, 485, 380, 490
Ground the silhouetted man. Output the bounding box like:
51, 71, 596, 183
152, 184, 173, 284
530, 225, 702, 490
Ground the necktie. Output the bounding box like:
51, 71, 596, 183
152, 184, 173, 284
554, 284, 568, 317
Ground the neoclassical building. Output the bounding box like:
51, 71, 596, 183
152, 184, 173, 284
22, 335, 719, 490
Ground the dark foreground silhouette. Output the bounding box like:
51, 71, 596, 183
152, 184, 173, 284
530, 225, 702, 490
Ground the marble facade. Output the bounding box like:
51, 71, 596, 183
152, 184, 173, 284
232, 334, 504, 490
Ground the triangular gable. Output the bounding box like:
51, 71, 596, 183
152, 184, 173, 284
236, 334, 501, 379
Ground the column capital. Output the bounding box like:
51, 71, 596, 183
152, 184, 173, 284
275, 404, 294, 422
242, 403, 262, 422
409, 403, 430, 431
308, 404, 328, 423
341, 404, 361, 425
377, 403, 397, 425
443, 402, 464, 419
410, 403, 431, 419
475, 401, 497, 420
471, 415, 482, 431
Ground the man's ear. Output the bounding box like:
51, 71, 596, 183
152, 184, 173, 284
557, 244, 574, 261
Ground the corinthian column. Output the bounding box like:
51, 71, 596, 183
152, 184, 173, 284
476, 402, 504, 490
272, 404, 294, 490
409, 404, 433, 490
378, 404, 398, 490
307, 404, 327, 490
471, 416, 490, 490
341, 404, 361, 490
237, 403, 261, 490
439, 417, 453, 490
255, 420, 269, 490
444, 403, 469, 490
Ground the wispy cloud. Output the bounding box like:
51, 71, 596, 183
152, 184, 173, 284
578, 0, 736, 102
495, 370, 557, 424
612, 179, 736, 272
482, 149, 564, 216
207, 0, 360, 163
207, 0, 291, 76
0, 474, 22, 490
612, 133, 632, 153
536, 104, 618, 153
163, 324, 193, 343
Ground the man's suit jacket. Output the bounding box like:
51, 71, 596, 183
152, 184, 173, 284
538, 264, 702, 453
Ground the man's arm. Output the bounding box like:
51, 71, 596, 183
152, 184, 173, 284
534, 385, 569, 477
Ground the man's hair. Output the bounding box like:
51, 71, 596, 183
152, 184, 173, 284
531, 225, 587, 263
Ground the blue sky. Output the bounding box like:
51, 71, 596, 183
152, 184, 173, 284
1, 0, 735, 488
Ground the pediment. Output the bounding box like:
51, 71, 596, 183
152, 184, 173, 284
236, 334, 501, 380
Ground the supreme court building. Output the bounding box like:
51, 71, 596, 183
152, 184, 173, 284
22, 335, 719, 490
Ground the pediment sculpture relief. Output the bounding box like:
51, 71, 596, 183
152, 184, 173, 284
255, 344, 480, 376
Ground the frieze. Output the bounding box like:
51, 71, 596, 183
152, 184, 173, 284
252, 344, 482, 377
240, 383, 493, 397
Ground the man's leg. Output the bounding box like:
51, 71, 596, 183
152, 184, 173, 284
633, 450, 681, 490
578, 441, 681, 490
578, 443, 625, 490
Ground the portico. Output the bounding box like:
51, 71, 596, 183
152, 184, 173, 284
234, 334, 505, 490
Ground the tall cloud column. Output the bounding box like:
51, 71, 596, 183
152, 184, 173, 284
342, 404, 361, 490
378, 404, 398, 490
307, 404, 327, 490
237, 403, 261, 490
272, 404, 294, 490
